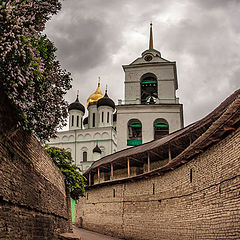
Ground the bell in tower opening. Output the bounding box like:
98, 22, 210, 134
140, 73, 158, 104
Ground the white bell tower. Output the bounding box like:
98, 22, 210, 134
117, 23, 184, 151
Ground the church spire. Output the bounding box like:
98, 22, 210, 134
149, 22, 153, 50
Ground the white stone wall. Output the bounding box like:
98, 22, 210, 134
88, 105, 99, 128
124, 63, 177, 104
69, 109, 84, 130
98, 106, 114, 128
116, 104, 183, 151
117, 51, 183, 151
47, 127, 117, 173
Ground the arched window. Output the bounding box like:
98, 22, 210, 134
71, 115, 74, 127
140, 73, 158, 104
154, 118, 169, 140
127, 119, 142, 146
83, 151, 87, 162
92, 113, 95, 127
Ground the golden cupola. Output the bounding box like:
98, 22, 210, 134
87, 80, 104, 107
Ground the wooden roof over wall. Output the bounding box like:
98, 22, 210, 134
85, 89, 240, 187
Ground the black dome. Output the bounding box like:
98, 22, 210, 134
93, 145, 102, 154
97, 91, 115, 109
68, 96, 85, 113
83, 117, 88, 125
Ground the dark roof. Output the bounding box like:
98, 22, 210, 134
68, 96, 85, 113
93, 145, 102, 154
85, 89, 240, 183
97, 91, 115, 109
83, 117, 88, 125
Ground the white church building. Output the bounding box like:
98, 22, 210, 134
47, 23, 183, 173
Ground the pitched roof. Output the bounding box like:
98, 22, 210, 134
85, 89, 240, 185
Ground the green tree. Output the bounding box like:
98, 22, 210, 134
0, 0, 72, 142
45, 146, 86, 200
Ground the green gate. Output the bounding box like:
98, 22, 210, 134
70, 198, 76, 223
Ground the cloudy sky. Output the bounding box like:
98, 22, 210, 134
45, 0, 240, 127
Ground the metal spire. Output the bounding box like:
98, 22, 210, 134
76, 90, 79, 101
149, 22, 153, 50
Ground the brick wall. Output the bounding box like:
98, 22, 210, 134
0, 91, 70, 239
76, 128, 240, 240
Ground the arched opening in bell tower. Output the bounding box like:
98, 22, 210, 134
127, 119, 142, 146
140, 73, 158, 104
153, 118, 169, 140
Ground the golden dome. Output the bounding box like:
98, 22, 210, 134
87, 82, 104, 107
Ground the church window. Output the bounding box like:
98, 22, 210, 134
77, 116, 79, 127
107, 112, 109, 123
83, 151, 87, 162
140, 73, 158, 104
81, 117, 82, 128
154, 118, 169, 140
127, 119, 142, 146
92, 113, 95, 127
102, 112, 104, 122
72, 115, 74, 127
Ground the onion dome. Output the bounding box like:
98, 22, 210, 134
93, 144, 102, 154
83, 117, 88, 125
97, 90, 115, 109
68, 95, 85, 113
87, 81, 104, 107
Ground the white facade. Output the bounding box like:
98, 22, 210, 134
116, 25, 183, 151
48, 127, 117, 173
69, 109, 84, 130
117, 104, 183, 150
47, 86, 117, 173
48, 24, 184, 171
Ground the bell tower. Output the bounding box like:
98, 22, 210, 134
117, 23, 184, 151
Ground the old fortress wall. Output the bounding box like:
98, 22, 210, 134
76, 128, 240, 240
75, 90, 240, 240
0, 91, 70, 239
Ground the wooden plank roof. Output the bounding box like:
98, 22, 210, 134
84, 89, 240, 186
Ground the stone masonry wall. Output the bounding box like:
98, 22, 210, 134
76, 128, 240, 240
0, 91, 70, 239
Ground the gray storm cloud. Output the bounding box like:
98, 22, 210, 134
45, 0, 240, 127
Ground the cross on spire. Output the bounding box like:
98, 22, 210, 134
105, 84, 108, 94
98, 76, 101, 87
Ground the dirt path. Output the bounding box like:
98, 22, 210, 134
73, 226, 124, 240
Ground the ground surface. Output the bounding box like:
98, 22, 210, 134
73, 226, 123, 240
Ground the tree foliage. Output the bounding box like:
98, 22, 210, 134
45, 146, 86, 200
0, 0, 72, 141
